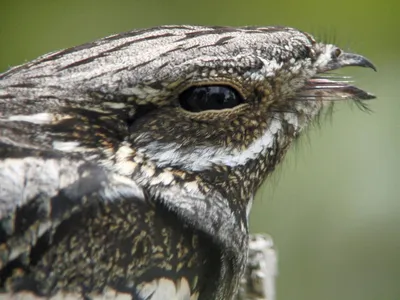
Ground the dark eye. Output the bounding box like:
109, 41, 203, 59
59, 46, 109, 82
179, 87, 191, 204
179, 85, 244, 112
333, 47, 342, 58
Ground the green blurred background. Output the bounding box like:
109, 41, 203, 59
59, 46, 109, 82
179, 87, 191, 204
1, 0, 399, 299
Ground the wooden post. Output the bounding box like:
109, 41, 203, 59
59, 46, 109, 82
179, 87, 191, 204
236, 234, 277, 300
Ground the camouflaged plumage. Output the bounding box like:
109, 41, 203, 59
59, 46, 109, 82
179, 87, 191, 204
0, 25, 375, 299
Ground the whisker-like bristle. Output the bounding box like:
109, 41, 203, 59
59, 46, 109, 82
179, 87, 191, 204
352, 99, 373, 113
303, 85, 353, 89
315, 74, 351, 79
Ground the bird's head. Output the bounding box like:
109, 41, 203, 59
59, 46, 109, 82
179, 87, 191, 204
0, 26, 376, 273
101, 27, 376, 206
71, 27, 374, 257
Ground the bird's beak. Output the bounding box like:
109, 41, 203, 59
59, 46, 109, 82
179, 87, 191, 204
327, 52, 377, 72
298, 51, 377, 101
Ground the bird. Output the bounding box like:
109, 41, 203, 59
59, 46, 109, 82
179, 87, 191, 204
0, 25, 376, 299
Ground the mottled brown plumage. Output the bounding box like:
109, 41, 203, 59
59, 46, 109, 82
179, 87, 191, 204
0, 25, 375, 299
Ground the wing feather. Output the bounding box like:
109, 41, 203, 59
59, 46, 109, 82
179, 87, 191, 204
0, 144, 144, 268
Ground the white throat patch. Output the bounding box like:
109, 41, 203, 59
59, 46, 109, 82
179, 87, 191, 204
136, 118, 286, 172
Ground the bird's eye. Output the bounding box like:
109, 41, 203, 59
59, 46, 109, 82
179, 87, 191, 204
333, 48, 342, 58
179, 85, 244, 113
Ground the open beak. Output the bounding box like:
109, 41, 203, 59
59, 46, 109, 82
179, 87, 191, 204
298, 52, 377, 101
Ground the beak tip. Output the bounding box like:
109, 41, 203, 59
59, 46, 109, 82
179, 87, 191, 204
368, 63, 377, 72
357, 55, 377, 72
364, 92, 376, 100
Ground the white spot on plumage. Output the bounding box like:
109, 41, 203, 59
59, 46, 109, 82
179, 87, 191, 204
103, 102, 126, 109
114, 144, 136, 176
4, 113, 54, 124
184, 181, 199, 193
157, 171, 174, 185
150, 278, 177, 300
52, 141, 81, 151
150, 170, 174, 186
284, 112, 299, 130
120, 87, 146, 97
143, 86, 159, 95
175, 278, 191, 299
100, 174, 144, 203
138, 279, 158, 299
257, 56, 282, 77
142, 165, 156, 178
114, 161, 137, 176
138, 277, 193, 300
